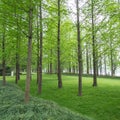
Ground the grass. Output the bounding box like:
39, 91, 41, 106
1, 74, 120, 120
0, 81, 92, 120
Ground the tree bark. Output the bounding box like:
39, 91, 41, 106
110, 48, 114, 77
36, 5, 40, 84
38, 0, 43, 94
24, 2, 33, 103
76, 0, 82, 96
69, 62, 71, 73
57, 0, 62, 88
2, 25, 6, 86
15, 18, 20, 84
91, 0, 97, 87
50, 49, 53, 74
86, 44, 89, 74
104, 55, 107, 75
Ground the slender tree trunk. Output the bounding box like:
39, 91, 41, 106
76, 0, 82, 96
104, 55, 107, 75
2, 25, 6, 86
24, 3, 33, 103
48, 63, 50, 73
37, 6, 40, 84
50, 49, 53, 74
110, 49, 114, 77
15, 6, 20, 84
69, 62, 71, 73
99, 58, 102, 75
50, 62, 53, 74
38, 0, 43, 94
72, 65, 75, 74
91, 0, 97, 87
86, 44, 89, 74
15, 50, 20, 84
96, 51, 99, 76
57, 0, 62, 88
90, 55, 92, 74
15, 20, 20, 84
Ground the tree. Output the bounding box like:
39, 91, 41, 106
57, 0, 62, 88
2, 24, 6, 85
14, 7, 20, 84
76, 0, 82, 96
24, 0, 33, 103
38, 0, 43, 94
91, 0, 97, 87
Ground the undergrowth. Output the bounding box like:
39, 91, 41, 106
0, 81, 93, 120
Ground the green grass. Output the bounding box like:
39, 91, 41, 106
1, 74, 120, 120
0, 81, 92, 120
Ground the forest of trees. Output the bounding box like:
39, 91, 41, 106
0, 0, 120, 102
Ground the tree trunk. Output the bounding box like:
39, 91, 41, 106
15, 7, 20, 84
57, 0, 62, 88
99, 58, 102, 75
15, 27, 20, 84
24, 3, 33, 103
50, 49, 53, 74
110, 49, 114, 77
76, 0, 82, 96
2, 26, 6, 86
36, 5, 40, 84
38, 0, 43, 94
86, 44, 89, 74
69, 62, 71, 73
72, 65, 75, 74
90, 55, 92, 74
104, 55, 107, 75
16, 53, 20, 84
91, 0, 97, 87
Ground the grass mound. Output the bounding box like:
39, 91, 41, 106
0, 81, 92, 120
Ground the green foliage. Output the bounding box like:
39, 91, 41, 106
0, 81, 92, 120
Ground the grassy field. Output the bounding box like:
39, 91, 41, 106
1, 74, 120, 120
0, 81, 91, 120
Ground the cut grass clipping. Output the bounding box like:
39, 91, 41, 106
0, 81, 93, 120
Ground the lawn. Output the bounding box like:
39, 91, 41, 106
0, 81, 91, 120
1, 74, 120, 120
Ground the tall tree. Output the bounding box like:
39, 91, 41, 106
91, 0, 97, 87
15, 7, 20, 84
38, 0, 43, 94
24, 0, 33, 103
76, 0, 82, 96
36, 5, 40, 84
57, 0, 62, 88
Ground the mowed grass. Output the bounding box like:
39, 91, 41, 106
1, 74, 120, 120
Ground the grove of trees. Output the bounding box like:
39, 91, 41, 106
0, 0, 120, 102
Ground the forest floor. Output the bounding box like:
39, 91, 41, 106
0, 80, 92, 120
1, 74, 120, 120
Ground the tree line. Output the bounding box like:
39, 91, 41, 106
0, 0, 119, 102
